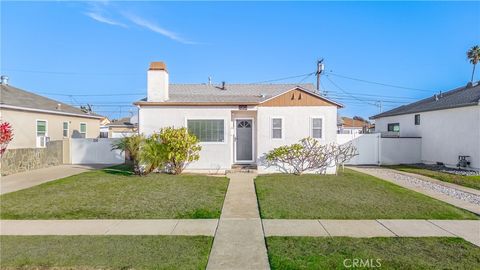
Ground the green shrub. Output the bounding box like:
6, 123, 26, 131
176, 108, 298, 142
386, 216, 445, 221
155, 127, 202, 175
140, 136, 167, 174
111, 134, 145, 175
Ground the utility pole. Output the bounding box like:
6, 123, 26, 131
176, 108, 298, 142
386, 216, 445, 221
376, 100, 383, 113
316, 59, 324, 94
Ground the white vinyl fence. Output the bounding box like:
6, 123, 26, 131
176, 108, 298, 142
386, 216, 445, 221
69, 138, 125, 164
337, 133, 421, 165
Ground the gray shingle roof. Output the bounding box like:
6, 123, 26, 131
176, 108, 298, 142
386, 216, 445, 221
137, 83, 342, 106
371, 82, 480, 119
107, 117, 135, 126
1, 84, 103, 118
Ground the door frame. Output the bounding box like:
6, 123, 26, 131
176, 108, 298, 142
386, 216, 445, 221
233, 117, 255, 164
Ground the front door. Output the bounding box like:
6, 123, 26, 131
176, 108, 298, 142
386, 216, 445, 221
235, 119, 253, 162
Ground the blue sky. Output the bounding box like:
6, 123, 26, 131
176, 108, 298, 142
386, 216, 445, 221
1, 1, 479, 120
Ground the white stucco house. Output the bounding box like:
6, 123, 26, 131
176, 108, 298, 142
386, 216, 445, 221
371, 81, 480, 171
135, 62, 343, 173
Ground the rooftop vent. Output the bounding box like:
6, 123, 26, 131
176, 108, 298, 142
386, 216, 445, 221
56, 103, 62, 110
221, 81, 226, 90
0, 75, 8, 85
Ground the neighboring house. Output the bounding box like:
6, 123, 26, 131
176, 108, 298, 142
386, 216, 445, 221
135, 62, 343, 173
0, 79, 103, 149
100, 117, 110, 138
107, 117, 138, 138
371, 81, 480, 170
338, 116, 372, 134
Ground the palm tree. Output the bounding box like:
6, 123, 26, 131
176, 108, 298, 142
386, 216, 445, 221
467, 45, 480, 82
140, 137, 166, 174
111, 134, 144, 175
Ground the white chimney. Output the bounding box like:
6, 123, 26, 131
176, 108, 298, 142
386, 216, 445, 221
147, 62, 169, 102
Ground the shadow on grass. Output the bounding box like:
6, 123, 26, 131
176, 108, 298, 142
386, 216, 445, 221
102, 164, 134, 176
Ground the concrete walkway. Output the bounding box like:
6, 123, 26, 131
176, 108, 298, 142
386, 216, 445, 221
263, 219, 480, 247
350, 166, 480, 215
206, 173, 270, 270
0, 164, 112, 195
0, 219, 218, 236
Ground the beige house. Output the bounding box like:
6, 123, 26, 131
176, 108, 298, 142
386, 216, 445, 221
0, 80, 103, 149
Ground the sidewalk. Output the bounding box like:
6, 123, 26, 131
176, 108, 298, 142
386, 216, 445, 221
0, 164, 112, 195
349, 166, 480, 215
0, 219, 218, 236
206, 173, 270, 270
263, 219, 480, 247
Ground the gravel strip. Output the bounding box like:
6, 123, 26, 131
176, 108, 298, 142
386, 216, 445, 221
364, 168, 480, 206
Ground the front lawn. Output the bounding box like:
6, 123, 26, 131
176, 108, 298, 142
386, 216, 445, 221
255, 169, 478, 219
0, 165, 228, 219
0, 235, 212, 269
266, 237, 480, 270
386, 165, 480, 190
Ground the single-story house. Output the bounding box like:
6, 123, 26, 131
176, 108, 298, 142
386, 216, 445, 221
371, 81, 480, 170
0, 78, 103, 149
107, 117, 138, 138
135, 62, 343, 173
338, 116, 372, 134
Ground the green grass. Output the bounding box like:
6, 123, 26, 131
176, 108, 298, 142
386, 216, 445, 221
255, 169, 478, 219
386, 165, 480, 190
0, 165, 229, 219
0, 235, 212, 269
266, 237, 480, 270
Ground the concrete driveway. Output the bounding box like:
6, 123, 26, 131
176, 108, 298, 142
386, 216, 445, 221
0, 164, 113, 195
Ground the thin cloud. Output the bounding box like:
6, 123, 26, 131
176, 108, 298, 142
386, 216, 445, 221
85, 11, 127, 28
123, 13, 197, 45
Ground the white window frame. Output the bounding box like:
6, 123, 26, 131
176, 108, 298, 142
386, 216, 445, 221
185, 117, 227, 145
36, 119, 48, 148
63, 121, 70, 138
271, 117, 284, 140
310, 116, 324, 139
79, 122, 87, 136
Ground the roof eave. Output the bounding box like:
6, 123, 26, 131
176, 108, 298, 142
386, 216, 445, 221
370, 102, 479, 119
0, 104, 104, 119
134, 101, 260, 106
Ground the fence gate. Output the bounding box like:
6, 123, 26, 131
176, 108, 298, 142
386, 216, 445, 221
69, 138, 125, 164
337, 134, 421, 165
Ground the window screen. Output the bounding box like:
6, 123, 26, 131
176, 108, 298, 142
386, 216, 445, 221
414, 114, 420, 125
312, 118, 323, 138
37, 120, 47, 136
187, 119, 225, 142
80, 123, 87, 135
272, 118, 282, 139
387, 123, 400, 132
63, 122, 69, 137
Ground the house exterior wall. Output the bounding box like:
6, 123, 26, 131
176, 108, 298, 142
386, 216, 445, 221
256, 106, 338, 174
0, 108, 101, 149
138, 104, 339, 173
374, 105, 480, 170
108, 126, 137, 138
139, 106, 235, 171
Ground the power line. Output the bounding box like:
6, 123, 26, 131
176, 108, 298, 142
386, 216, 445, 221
3, 68, 142, 76
326, 71, 435, 93
325, 75, 377, 106
252, 72, 316, 84
38, 92, 145, 97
